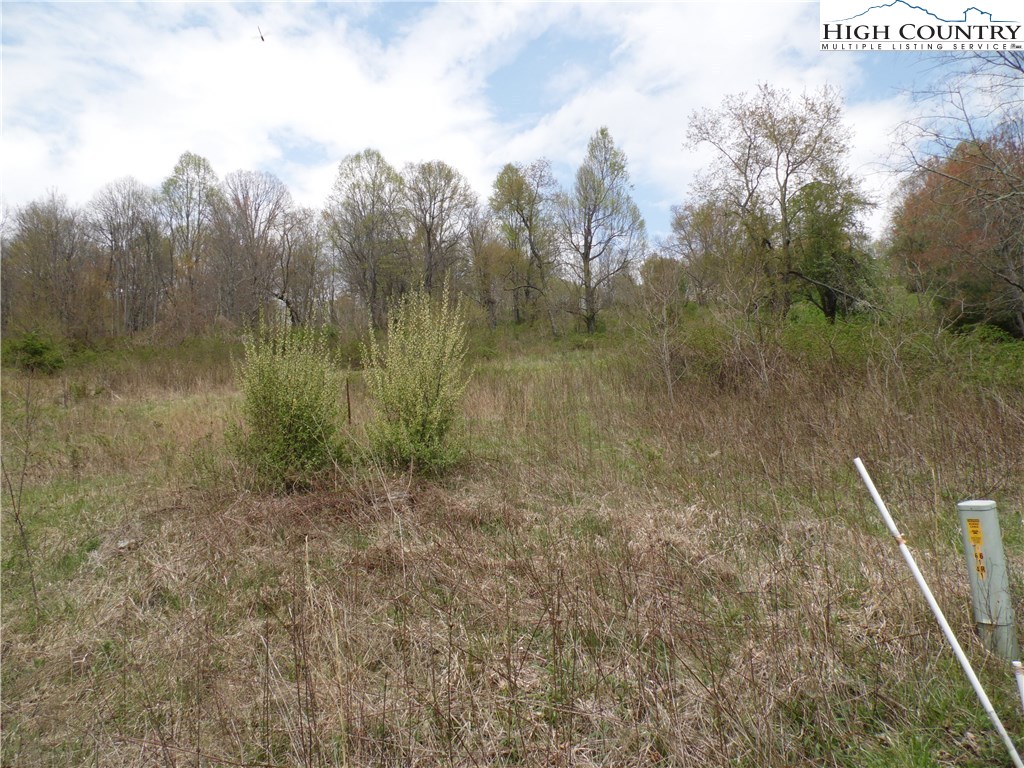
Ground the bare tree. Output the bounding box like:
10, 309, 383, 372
89, 177, 170, 334
402, 160, 476, 295
210, 170, 292, 325
633, 254, 687, 404
276, 207, 329, 326
161, 151, 219, 330
324, 149, 408, 328
555, 127, 645, 333
2, 192, 105, 340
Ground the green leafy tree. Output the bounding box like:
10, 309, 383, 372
4, 331, 65, 374
466, 207, 515, 329
160, 152, 219, 331
789, 180, 877, 322
666, 199, 749, 309
687, 84, 864, 318
402, 160, 476, 295
490, 159, 558, 327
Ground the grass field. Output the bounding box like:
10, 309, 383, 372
3, 310, 1023, 767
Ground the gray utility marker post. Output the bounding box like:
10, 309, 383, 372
957, 500, 1020, 661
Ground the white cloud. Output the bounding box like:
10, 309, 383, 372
2, 1, 937, 238
490, 3, 876, 237
845, 94, 917, 236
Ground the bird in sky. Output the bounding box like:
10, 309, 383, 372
258, 26, 265, 42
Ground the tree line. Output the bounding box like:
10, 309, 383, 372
3, 53, 1021, 344
1, 127, 643, 342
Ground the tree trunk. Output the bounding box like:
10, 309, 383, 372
583, 257, 596, 333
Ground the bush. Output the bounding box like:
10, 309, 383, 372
363, 284, 470, 473
229, 321, 341, 491
3, 331, 65, 374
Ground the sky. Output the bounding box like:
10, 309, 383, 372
1, 1, 962, 242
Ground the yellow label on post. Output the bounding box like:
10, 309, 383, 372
967, 518, 983, 545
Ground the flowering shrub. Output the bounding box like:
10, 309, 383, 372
230, 320, 340, 490
363, 284, 469, 473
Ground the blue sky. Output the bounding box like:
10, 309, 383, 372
0, 1, 966, 240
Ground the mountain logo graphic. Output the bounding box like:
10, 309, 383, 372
820, 0, 1021, 49
831, 1, 1017, 24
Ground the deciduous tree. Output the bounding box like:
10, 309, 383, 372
402, 160, 476, 295
209, 170, 292, 325
161, 151, 219, 330
634, 254, 687, 403
890, 132, 1024, 335
893, 53, 1024, 335
89, 177, 170, 334
555, 127, 645, 333
666, 200, 747, 308
324, 149, 408, 328
276, 207, 329, 326
687, 84, 867, 318
789, 180, 877, 322
2, 192, 108, 341
466, 206, 515, 329
490, 160, 558, 326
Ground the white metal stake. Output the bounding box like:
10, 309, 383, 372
853, 458, 1023, 768
1014, 661, 1024, 718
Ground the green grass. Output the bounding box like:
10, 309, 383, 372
2, 313, 1023, 766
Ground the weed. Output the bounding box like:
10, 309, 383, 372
1, 377, 43, 616
2, 312, 1023, 766
363, 283, 470, 474
230, 319, 345, 491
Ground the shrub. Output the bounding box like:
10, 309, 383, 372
3, 331, 65, 374
363, 284, 470, 473
229, 320, 341, 491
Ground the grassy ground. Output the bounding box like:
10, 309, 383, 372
3, 312, 1023, 766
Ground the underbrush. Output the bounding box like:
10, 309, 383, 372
3, 313, 1022, 766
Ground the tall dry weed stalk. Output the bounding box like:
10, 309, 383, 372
2, 377, 43, 616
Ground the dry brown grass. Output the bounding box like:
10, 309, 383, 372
3, 322, 1023, 766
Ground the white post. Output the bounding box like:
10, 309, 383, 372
957, 499, 1020, 660
853, 458, 1023, 768
1014, 662, 1024, 718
